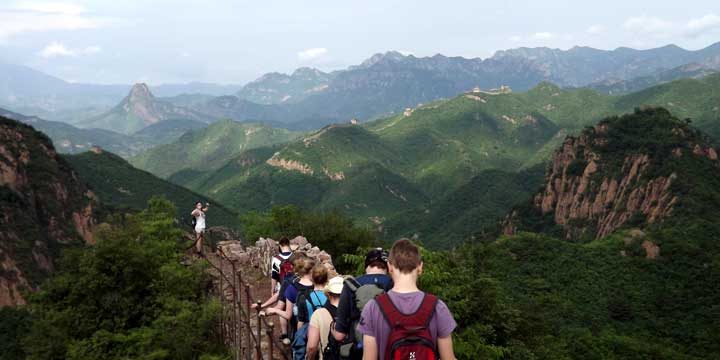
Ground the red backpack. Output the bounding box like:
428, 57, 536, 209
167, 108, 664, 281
276, 254, 294, 283
376, 292, 439, 360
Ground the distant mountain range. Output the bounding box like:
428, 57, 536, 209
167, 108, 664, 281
3, 42, 720, 131
131, 73, 720, 247
0, 62, 243, 112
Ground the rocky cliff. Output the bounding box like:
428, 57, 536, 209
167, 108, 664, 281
0, 116, 97, 306
503, 107, 720, 240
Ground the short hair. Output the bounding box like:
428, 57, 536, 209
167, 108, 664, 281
295, 256, 316, 277
367, 259, 388, 271
279, 236, 290, 246
311, 265, 329, 286
388, 238, 422, 274
195, 201, 203, 206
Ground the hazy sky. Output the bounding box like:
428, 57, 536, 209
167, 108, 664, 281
1, 0, 719, 85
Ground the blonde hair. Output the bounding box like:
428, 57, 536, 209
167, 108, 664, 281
295, 256, 316, 277
311, 264, 329, 286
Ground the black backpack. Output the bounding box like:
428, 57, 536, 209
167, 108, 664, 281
323, 303, 351, 360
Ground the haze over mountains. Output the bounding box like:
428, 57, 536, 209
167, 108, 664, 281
3, 42, 720, 133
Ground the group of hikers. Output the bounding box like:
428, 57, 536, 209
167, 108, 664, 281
190, 203, 457, 359
255, 236, 457, 360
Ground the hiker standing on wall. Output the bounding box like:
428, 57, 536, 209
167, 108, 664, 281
191, 201, 209, 255
358, 239, 457, 360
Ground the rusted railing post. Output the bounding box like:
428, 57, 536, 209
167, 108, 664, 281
232, 261, 241, 360
255, 300, 263, 360
267, 321, 274, 360
245, 283, 252, 360
219, 262, 224, 342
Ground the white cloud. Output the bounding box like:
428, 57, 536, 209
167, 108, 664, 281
40, 41, 74, 57
586, 25, 604, 35
297, 47, 328, 60
509, 35, 521, 42
0, 2, 113, 41
532, 32, 553, 39
685, 13, 720, 37
39, 41, 101, 58
623, 15, 673, 34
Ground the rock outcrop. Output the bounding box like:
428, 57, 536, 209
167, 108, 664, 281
503, 108, 720, 239
0, 116, 97, 306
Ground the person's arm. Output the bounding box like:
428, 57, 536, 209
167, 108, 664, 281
202, 203, 209, 212
306, 323, 320, 360
438, 336, 456, 360
332, 287, 351, 341
265, 299, 293, 320
362, 335, 378, 360
252, 291, 279, 309
271, 279, 278, 294
191, 209, 199, 217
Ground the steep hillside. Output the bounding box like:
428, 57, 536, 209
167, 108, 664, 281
65, 150, 240, 228
0, 116, 96, 306
504, 107, 720, 240
383, 165, 546, 249
76, 83, 213, 134
613, 73, 720, 140
130, 119, 301, 178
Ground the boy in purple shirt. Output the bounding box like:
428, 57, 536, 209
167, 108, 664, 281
358, 238, 457, 360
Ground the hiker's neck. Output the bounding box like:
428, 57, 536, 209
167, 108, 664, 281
391, 271, 420, 293
330, 296, 340, 306
280, 246, 291, 252
365, 266, 387, 275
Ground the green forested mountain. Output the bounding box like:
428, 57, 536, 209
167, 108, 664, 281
130, 119, 301, 178
132, 74, 720, 248
65, 150, 240, 228
416, 108, 720, 358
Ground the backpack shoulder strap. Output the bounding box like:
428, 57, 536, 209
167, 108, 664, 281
376, 292, 438, 328
343, 276, 361, 292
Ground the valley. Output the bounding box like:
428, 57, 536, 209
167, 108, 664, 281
2, 35, 720, 360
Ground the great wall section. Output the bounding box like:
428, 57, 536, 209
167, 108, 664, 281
201, 230, 336, 360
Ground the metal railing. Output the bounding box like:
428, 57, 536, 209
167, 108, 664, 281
210, 249, 292, 360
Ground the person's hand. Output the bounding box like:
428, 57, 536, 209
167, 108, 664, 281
251, 303, 259, 310
259, 311, 267, 317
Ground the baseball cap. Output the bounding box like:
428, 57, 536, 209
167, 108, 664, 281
325, 276, 344, 295
364, 248, 388, 268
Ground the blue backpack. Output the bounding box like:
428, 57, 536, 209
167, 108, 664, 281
291, 291, 326, 360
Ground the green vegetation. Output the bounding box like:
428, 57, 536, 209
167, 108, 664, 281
17, 198, 227, 360
64, 150, 240, 228
240, 205, 377, 272
131, 74, 720, 249
383, 165, 546, 249
130, 119, 301, 178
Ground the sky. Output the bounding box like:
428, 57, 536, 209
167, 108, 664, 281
0, 0, 719, 85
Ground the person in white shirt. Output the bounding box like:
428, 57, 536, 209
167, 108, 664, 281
191, 201, 209, 255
